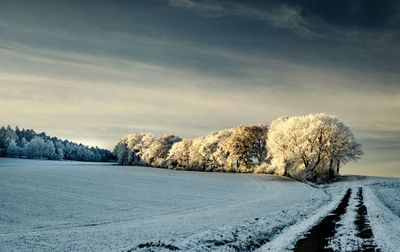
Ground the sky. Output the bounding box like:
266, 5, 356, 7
0, 0, 399, 177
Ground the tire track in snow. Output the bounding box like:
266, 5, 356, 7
128, 188, 331, 252
294, 187, 379, 252
293, 188, 352, 252
353, 187, 379, 251
363, 186, 400, 251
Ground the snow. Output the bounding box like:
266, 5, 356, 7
364, 184, 400, 251
0, 158, 399, 251
327, 188, 365, 251
258, 184, 346, 251
0, 158, 326, 251
259, 176, 400, 251
370, 180, 400, 216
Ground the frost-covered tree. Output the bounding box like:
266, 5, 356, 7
125, 133, 156, 165
53, 141, 64, 160
221, 125, 267, 172
0, 125, 114, 161
26, 136, 43, 159
24, 136, 56, 160
188, 136, 207, 170
6, 140, 19, 157
209, 129, 234, 171
267, 113, 363, 181
113, 139, 130, 165
18, 137, 29, 157
113, 133, 177, 166
45, 140, 56, 159
5, 126, 18, 144
26, 136, 53, 159
322, 118, 363, 179
0, 126, 19, 155
142, 134, 182, 167
188, 129, 233, 171
167, 139, 193, 169
113, 114, 361, 182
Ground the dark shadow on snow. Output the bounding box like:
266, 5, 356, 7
127, 241, 180, 251
294, 187, 380, 252
293, 188, 352, 252
127, 187, 382, 252
354, 187, 380, 252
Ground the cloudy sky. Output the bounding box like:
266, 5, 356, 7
0, 0, 399, 176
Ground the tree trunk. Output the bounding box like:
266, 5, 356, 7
328, 159, 334, 180
336, 160, 340, 174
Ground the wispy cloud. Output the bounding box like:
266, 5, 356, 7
168, 0, 400, 43
168, 0, 313, 36
169, 0, 225, 14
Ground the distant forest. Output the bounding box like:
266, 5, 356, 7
0, 126, 114, 162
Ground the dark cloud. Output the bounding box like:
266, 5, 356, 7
285, 0, 400, 30
0, 0, 399, 93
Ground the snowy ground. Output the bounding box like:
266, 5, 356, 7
0, 158, 326, 251
0, 158, 399, 251
259, 176, 400, 252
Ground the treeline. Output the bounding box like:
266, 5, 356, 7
0, 126, 114, 162
114, 113, 363, 182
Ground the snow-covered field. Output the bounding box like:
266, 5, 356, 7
0, 158, 399, 251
